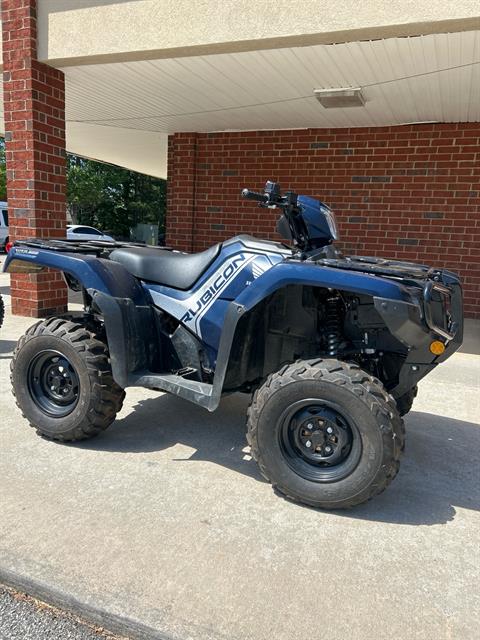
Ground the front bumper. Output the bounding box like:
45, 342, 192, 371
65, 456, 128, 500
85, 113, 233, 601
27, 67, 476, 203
373, 269, 463, 397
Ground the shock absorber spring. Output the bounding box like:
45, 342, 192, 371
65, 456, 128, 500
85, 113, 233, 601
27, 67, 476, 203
325, 295, 341, 356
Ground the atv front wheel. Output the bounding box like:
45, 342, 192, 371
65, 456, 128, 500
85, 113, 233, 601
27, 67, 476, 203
11, 317, 125, 441
247, 359, 404, 509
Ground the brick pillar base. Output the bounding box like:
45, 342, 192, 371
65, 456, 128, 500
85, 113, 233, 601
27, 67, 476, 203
2, 0, 67, 317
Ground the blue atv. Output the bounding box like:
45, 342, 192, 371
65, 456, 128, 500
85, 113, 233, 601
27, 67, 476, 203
6, 181, 463, 509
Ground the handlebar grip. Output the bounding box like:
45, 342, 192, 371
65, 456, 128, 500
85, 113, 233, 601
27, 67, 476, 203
241, 188, 268, 203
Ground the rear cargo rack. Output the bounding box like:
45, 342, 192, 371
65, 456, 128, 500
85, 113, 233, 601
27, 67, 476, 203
13, 238, 173, 257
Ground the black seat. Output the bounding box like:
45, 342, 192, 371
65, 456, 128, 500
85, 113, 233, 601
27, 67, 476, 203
109, 244, 221, 290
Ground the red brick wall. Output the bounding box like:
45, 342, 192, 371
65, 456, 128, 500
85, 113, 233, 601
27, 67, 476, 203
2, 0, 67, 317
167, 125, 480, 318
166, 133, 198, 252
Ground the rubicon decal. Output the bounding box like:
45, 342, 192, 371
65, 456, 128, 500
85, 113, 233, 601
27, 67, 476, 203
148, 250, 273, 340
181, 253, 250, 325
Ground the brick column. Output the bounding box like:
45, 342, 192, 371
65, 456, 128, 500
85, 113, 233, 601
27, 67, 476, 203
2, 0, 67, 317
166, 132, 198, 252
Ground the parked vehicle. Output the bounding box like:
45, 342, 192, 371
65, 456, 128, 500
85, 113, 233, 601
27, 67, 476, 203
0, 202, 8, 326
2, 224, 113, 250
67, 225, 114, 242
0, 202, 9, 252
6, 181, 463, 509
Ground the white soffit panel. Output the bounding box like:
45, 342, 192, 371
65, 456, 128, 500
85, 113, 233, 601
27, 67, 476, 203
0, 30, 478, 177
63, 31, 480, 134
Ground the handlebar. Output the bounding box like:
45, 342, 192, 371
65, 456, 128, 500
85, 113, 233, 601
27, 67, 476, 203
241, 188, 269, 203
241, 181, 307, 249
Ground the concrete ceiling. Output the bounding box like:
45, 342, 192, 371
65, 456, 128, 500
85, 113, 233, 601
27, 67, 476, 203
66, 121, 168, 178
1, 30, 479, 178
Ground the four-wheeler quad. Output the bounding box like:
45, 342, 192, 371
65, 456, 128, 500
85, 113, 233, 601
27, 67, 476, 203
5, 181, 463, 509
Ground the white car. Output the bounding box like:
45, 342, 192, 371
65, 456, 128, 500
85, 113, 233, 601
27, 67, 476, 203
0, 201, 9, 251
67, 225, 114, 242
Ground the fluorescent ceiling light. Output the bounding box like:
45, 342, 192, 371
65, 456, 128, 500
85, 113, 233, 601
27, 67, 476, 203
314, 88, 365, 108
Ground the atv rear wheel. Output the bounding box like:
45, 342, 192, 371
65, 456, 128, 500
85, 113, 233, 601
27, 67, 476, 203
11, 317, 125, 441
247, 359, 404, 509
396, 385, 418, 417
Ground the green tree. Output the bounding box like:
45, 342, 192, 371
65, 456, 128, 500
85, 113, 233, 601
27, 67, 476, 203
67, 155, 166, 240
0, 140, 166, 239
67, 155, 105, 224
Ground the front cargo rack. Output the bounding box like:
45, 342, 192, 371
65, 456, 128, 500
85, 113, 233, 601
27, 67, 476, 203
314, 255, 441, 281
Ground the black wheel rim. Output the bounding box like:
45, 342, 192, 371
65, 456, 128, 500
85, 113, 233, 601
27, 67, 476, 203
279, 399, 362, 483
27, 350, 80, 417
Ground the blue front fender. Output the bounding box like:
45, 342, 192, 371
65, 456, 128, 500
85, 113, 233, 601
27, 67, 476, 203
234, 260, 411, 311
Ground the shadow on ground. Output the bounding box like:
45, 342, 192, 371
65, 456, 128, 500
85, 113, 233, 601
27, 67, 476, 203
77, 393, 480, 526
81, 393, 261, 479
0, 339, 17, 358
341, 408, 480, 526
459, 319, 480, 355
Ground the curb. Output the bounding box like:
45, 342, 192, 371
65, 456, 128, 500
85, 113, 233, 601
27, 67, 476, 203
0, 567, 174, 640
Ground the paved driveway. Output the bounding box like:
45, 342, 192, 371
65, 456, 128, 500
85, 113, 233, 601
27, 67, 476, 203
0, 257, 479, 640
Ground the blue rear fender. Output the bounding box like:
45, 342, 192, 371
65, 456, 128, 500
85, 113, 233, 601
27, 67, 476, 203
5, 246, 153, 388
4, 246, 147, 303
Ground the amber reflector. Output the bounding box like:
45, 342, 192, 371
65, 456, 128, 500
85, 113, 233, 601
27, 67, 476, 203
429, 340, 446, 355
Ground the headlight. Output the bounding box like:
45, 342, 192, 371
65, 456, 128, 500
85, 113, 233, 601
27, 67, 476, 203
321, 206, 339, 240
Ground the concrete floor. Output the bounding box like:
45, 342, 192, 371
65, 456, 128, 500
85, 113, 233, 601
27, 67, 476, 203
0, 257, 479, 640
